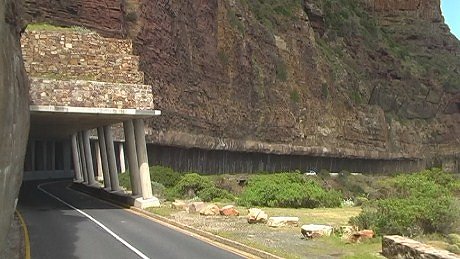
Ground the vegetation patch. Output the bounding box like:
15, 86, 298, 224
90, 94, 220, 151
238, 173, 342, 208
240, 0, 301, 29
27, 23, 90, 32
350, 168, 460, 236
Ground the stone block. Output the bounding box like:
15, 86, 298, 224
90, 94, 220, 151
267, 217, 299, 227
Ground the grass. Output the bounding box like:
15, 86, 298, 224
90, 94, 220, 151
148, 203, 381, 258
27, 23, 91, 32
145, 206, 176, 217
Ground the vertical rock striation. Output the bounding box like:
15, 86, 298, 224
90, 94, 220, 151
0, 0, 30, 254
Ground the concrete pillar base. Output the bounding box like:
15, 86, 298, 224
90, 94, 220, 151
88, 183, 102, 188
134, 197, 160, 209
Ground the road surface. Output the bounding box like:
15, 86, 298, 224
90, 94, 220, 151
18, 180, 244, 259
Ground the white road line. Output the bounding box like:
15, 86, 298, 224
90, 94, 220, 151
37, 182, 150, 259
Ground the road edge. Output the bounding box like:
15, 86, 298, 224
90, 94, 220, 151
70, 182, 283, 259
15, 210, 30, 259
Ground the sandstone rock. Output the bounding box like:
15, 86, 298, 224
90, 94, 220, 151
199, 204, 220, 216
219, 205, 239, 216
349, 229, 375, 243
301, 224, 334, 238
187, 202, 206, 214
267, 217, 299, 228
383, 235, 460, 259
338, 225, 357, 240
172, 200, 187, 210
247, 208, 268, 224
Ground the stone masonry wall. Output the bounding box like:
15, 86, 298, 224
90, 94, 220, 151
21, 29, 154, 110
21, 30, 144, 84
382, 236, 460, 259
29, 78, 153, 109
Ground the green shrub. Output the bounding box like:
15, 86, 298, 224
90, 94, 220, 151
150, 166, 183, 188
198, 186, 234, 202
118, 172, 132, 190
447, 244, 460, 255
238, 173, 342, 208
151, 182, 166, 197
350, 169, 460, 236
290, 90, 300, 103
173, 173, 213, 198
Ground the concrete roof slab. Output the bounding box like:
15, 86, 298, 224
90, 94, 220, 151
30, 105, 161, 139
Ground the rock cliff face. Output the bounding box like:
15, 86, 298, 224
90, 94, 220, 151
133, 0, 459, 162
22, 0, 459, 168
22, 0, 126, 37
0, 0, 30, 254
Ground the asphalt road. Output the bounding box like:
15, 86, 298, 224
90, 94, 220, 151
18, 180, 244, 259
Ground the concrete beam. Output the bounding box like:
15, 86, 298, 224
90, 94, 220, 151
78, 132, 88, 183
104, 126, 120, 191
29, 105, 160, 140
71, 134, 83, 182
123, 120, 141, 196
95, 142, 104, 181
97, 127, 111, 190
83, 130, 96, 186
119, 143, 126, 174
133, 119, 155, 201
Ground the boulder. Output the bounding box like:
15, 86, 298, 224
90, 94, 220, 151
199, 204, 220, 216
247, 208, 268, 224
338, 225, 357, 240
187, 202, 206, 213
219, 205, 240, 216
349, 229, 375, 243
267, 217, 299, 227
172, 200, 187, 210
301, 224, 334, 238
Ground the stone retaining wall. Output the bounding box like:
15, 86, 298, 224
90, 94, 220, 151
382, 236, 460, 259
29, 78, 153, 109
21, 30, 143, 84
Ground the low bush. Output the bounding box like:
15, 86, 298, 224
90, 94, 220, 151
151, 182, 166, 198
350, 169, 460, 236
172, 173, 214, 198
238, 173, 342, 208
198, 186, 234, 202
150, 166, 183, 188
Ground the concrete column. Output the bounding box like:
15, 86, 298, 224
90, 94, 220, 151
78, 132, 88, 183
95, 142, 104, 181
50, 140, 56, 171
30, 140, 36, 171
63, 140, 71, 177
42, 140, 47, 171
104, 125, 120, 191
123, 120, 141, 196
134, 119, 153, 199
71, 134, 83, 182
119, 143, 126, 173
83, 130, 97, 185
97, 127, 111, 190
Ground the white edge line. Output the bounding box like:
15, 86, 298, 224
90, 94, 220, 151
37, 182, 150, 259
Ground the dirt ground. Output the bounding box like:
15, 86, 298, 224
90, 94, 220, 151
149, 205, 383, 259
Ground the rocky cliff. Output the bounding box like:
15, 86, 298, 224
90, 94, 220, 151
0, 0, 30, 254
22, 0, 459, 165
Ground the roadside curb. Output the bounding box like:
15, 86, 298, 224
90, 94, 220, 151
70, 182, 282, 259
15, 210, 30, 259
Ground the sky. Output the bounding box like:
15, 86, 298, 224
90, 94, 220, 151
441, 0, 460, 39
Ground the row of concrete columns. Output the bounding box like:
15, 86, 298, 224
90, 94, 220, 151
25, 139, 72, 173
70, 119, 153, 201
